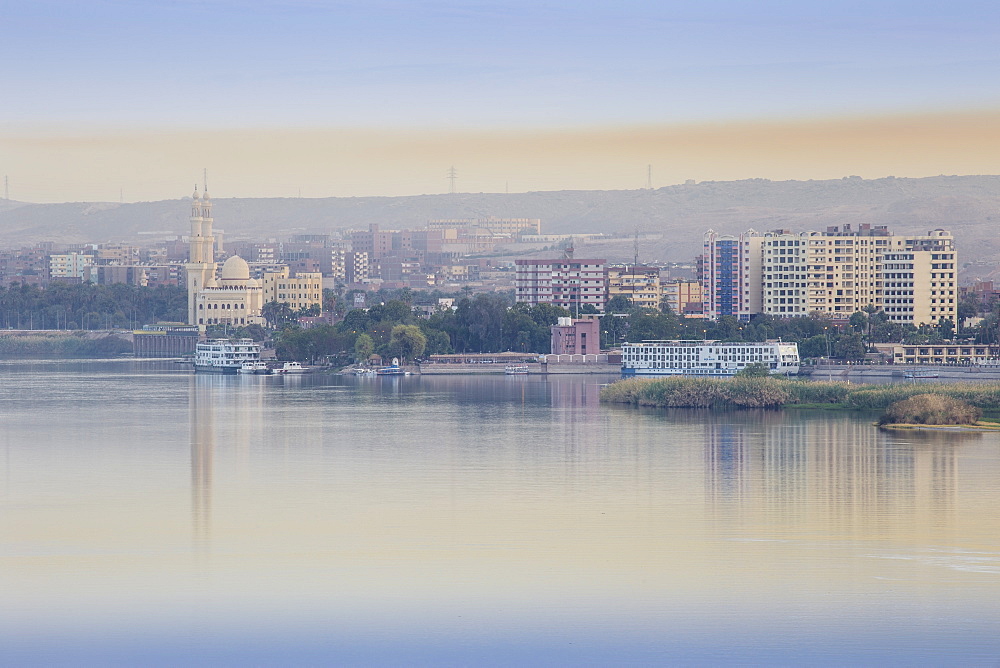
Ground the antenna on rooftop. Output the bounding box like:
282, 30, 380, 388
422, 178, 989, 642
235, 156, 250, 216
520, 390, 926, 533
447, 166, 457, 194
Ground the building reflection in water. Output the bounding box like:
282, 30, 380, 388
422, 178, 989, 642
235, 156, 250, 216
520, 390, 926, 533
189, 374, 214, 547
189, 373, 268, 548
703, 411, 969, 540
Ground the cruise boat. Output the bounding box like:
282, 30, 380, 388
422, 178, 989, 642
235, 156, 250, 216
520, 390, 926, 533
621, 340, 800, 377
505, 364, 529, 375
194, 338, 263, 374
904, 368, 939, 379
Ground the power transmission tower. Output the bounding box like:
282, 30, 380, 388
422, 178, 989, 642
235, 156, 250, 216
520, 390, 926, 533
447, 166, 457, 194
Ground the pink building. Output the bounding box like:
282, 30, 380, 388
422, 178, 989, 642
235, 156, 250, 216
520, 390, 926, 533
550, 317, 600, 355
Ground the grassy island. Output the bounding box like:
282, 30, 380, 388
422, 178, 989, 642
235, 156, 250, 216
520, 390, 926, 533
600, 376, 1000, 413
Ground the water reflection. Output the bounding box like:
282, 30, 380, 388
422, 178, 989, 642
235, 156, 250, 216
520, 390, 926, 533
188, 373, 270, 547
5, 365, 1000, 665
702, 411, 971, 540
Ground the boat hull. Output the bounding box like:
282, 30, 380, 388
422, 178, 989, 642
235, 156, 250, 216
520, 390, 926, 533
194, 364, 239, 374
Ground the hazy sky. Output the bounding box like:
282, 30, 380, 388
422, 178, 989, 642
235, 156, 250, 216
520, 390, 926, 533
3, 0, 1000, 201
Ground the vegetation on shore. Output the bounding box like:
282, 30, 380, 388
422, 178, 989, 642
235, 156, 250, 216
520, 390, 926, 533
0, 332, 132, 357
878, 394, 981, 426
601, 376, 1000, 412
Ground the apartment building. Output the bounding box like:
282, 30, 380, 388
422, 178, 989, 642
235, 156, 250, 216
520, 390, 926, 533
701, 229, 762, 320
50, 252, 95, 280
607, 265, 661, 310
514, 258, 607, 312
881, 229, 956, 326
261, 266, 323, 312
662, 279, 703, 316
701, 225, 956, 326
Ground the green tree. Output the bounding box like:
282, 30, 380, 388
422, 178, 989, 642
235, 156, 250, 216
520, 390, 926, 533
354, 333, 375, 363
605, 294, 633, 314
387, 324, 426, 361
834, 333, 867, 361
736, 362, 771, 377
261, 301, 295, 329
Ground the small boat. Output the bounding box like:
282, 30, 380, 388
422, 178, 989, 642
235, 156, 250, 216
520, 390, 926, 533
275, 361, 307, 374
904, 369, 939, 379
505, 364, 529, 375
238, 361, 271, 375
377, 357, 408, 375
353, 367, 377, 376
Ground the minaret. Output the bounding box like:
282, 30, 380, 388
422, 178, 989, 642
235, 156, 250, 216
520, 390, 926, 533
186, 186, 217, 327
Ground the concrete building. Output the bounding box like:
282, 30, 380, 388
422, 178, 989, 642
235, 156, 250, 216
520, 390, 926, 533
86, 265, 148, 286
262, 266, 323, 312
607, 265, 661, 310
428, 217, 541, 237
880, 229, 957, 326
701, 225, 957, 327
761, 229, 809, 317
662, 279, 703, 317
701, 229, 762, 321
50, 252, 94, 280
874, 342, 999, 365
550, 317, 600, 355
515, 258, 607, 312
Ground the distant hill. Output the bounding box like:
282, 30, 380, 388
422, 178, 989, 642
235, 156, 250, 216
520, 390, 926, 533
1, 175, 999, 271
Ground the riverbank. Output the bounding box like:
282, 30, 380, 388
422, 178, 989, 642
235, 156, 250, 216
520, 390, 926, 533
0, 331, 131, 357
600, 376, 1000, 411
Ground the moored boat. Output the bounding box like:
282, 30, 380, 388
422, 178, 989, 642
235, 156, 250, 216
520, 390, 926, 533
238, 361, 271, 375
505, 364, 529, 375
904, 368, 940, 379
194, 338, 263, 374
377, 357, 408, 375
621, 340, 800, 377
275, 361, 307, 374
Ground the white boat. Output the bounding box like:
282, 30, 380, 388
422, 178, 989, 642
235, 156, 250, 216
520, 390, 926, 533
505, 364, 529, 375
275, 361, 307, 374
904, 369, 939, 379
194, 338, 263, 374
621, 340, 800, 377
238, 361, 271, 375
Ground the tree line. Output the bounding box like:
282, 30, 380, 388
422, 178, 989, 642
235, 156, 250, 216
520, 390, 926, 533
270, 293, 572, 363
0, 283, 187, 330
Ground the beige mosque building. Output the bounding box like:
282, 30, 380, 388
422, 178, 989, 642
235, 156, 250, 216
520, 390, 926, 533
185, 187, 265, 330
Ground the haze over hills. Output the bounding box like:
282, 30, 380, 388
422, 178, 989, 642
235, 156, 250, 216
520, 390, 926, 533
1, 175, 999, 270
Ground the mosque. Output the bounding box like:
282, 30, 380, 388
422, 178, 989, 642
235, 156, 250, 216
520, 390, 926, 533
185, 187, 265, 330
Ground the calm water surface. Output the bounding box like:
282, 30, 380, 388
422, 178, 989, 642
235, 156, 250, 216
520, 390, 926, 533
2, 360, 1000, 666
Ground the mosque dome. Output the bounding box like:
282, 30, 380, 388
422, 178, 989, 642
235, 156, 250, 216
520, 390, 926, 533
220, 255, 251, 282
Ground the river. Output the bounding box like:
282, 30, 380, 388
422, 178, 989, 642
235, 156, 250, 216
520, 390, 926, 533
2, 360, 999, 666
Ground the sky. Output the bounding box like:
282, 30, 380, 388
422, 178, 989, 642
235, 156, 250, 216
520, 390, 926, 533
3, 0, 1000, 201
